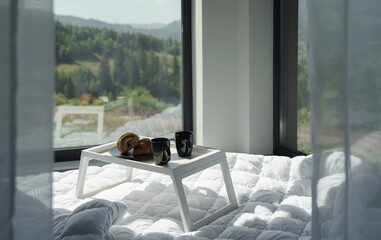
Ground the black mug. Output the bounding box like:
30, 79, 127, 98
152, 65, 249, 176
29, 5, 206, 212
151, 138, 171, 165
175, 131, 193, 157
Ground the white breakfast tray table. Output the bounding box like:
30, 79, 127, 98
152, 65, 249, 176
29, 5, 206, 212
75, 141, 238, 232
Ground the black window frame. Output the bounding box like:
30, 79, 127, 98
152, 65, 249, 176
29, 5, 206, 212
55, 0, 193, 162
273, 0, 306, 157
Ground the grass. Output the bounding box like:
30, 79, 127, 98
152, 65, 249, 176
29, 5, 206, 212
56, 51, 177, 77
297, 121, 348, 155
56, 59, 115, 75
56, 60, 100, 75
297, 121, 312, 154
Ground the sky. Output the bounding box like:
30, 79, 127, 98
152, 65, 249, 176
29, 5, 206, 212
54, 0, 181, 24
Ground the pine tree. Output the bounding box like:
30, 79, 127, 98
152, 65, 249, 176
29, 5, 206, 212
150, 55, 160, 97
130, 58, 140, 88
113, 48, 129, 87
98, 55, 114, 96
171, 51, 181, 98
55, 70, 66, 94
155, 53, 170, 98
64, 77, 75, 99
137, 49, 149, 86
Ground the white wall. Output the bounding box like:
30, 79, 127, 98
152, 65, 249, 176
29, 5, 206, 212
193, 0, 273, 154
237, 0, 250, 152
248, 0, 274, 154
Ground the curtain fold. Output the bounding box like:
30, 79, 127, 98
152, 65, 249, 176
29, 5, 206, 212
0, 1, 13, 238
1, 0, 54, 239
308, 0, 381, 239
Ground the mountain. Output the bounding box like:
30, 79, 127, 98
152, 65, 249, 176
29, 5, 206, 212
55, 15, 181, 41
130, 23, 166, 29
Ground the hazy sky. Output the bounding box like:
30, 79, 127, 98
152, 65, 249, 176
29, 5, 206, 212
54, 0, 181, 24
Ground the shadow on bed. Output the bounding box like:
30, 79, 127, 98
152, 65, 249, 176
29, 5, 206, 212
51, 150, 381, 240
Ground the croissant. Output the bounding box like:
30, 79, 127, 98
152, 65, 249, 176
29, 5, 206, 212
133, 138, 152, 156
117, 132, 139, 154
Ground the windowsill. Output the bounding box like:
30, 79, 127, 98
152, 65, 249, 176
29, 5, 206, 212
53, 160, 109, 172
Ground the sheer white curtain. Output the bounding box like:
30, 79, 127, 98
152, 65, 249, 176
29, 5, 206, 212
0, 0, 54, 239
308, 0, 381, 239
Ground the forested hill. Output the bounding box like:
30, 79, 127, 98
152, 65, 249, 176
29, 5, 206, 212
55, 15, 181, 41
55, 21, 181, 104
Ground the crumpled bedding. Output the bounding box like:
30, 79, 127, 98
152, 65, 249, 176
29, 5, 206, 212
50, 151, 380, 240
53, 199, 127, 240
51, 153, 314, 240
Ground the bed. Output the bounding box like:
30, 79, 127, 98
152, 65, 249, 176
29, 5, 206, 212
45, 151, 380, 240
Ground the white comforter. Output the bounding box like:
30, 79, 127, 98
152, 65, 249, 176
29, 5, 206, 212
53, 153, 314, 240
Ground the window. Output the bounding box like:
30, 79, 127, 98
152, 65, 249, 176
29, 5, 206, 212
54, 0, 192, 161
296, 0, 310, 154
274, 0, 308, 156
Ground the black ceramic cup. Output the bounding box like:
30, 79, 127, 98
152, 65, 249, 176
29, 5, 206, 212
151, 138, 171, 165
175, 131, 193, 157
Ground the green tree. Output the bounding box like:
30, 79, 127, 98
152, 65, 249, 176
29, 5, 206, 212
137, 49, 149, 86
55, 70, 67, 94
55, 20, 183, 104
297, 56, 309, 110
64, 77, 75, 99
153, 53, 171, 98
171, 52, 181, 98
129, 58, 140, 88
99, 55, 114, 96
113, 48, 129, 88
71, 67, 98, 97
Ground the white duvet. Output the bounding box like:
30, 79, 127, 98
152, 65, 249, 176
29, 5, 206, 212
50, 151, 381, 240
51, 153, 316, 240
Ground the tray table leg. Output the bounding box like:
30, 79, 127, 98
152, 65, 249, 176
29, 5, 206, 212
171, 156, 238, 232
76, 155, 91, 199
75, 153, 135, 199
126, 166, 134, 181
172, 177, 193, 232
220, 158, 238, 208
189, 157, 238, 230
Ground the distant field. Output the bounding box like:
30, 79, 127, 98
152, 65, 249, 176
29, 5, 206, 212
56, 52, 179, 74
56, 59, 114, 74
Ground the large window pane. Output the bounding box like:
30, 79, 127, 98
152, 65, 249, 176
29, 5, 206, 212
297, 0, 311, 153
53, 0, 182, 148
